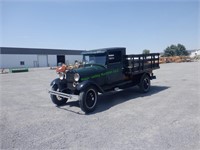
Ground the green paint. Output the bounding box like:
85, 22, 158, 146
81, 77, 90, 81
113, 69, 119, 73
101, 71, 112, 76
91, 74, 101, 79
80, 69, 119, 81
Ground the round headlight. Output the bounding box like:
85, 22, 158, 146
74, 73, 80, 82
59, 72, 65, 80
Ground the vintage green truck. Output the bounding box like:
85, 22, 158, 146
48, 47, 160, 113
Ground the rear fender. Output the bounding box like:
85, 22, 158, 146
141, 72, 150, 78
143, 72, 156, 80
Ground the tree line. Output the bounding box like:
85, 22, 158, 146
143, 43, 189, 56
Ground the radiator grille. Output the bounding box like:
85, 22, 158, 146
66, 72, 74, 82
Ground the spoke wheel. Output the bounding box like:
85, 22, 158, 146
50, 85, 68, 106
139, 74, 151, 93
85, 89, 97, 109
143, 78, 150, 90
79, 86, 98, 113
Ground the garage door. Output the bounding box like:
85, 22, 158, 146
38, 55, 48, 67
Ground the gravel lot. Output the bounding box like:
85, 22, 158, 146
0, 62, 200, 150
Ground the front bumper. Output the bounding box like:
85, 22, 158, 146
48, 89, 79, 100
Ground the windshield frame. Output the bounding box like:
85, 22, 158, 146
82, 53, 107, 66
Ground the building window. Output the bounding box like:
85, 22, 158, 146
20, 61, 25, 65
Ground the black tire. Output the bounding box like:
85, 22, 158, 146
139, 74, 151, 93
79, 86, 98, 113
50, 84, 68, 106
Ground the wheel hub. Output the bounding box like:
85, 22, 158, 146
86, 90, 96, 108
143, 78, 150, 89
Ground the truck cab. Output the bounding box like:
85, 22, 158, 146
81, 47, 125, 85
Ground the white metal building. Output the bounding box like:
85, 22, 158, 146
190, 49, 200, 57
0, 47, 84, 68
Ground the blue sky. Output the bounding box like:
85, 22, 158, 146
1, 0, 199, 54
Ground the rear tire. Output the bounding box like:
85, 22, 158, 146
50, 84, 68, 106
79, 86, 98, 113
139, 74, 151, 93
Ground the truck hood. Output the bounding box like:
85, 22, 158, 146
74, 64, 106, 80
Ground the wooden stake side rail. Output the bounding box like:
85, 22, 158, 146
124, 53, 160, 75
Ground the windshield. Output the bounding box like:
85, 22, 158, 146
83, 54, 106, 66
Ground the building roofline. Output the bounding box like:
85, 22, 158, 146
0, 46, 84, 51
0, 47, 85, 55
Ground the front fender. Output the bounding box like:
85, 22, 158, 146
50, 78, 68, 91
76, 80, 104, 93
50, 78, 60, 86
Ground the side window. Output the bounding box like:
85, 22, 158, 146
108, 51, 122, 63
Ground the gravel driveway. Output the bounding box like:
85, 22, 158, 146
0, 62, 199, 150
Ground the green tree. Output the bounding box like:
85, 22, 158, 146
177, 44, 189, 56
163, 46, 175, 56
143, 49, 150, 54
163, 44, 188, 56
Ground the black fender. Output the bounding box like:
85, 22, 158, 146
50, 78, 68, 91
142, 72, 155, 80
138, 72, 150, 79
50, 78, 60, 86
144, 72, 150, 78
76, 80, 104, 93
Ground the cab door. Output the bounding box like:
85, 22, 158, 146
106, 50, 124, 84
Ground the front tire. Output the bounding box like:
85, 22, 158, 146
79, 86, 98, 113
139, 74, 151, 93
50, 84, 68, 106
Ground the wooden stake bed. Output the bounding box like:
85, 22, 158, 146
124, 53, 160, 75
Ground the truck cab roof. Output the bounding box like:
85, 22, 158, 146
82, 47, 126, 55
